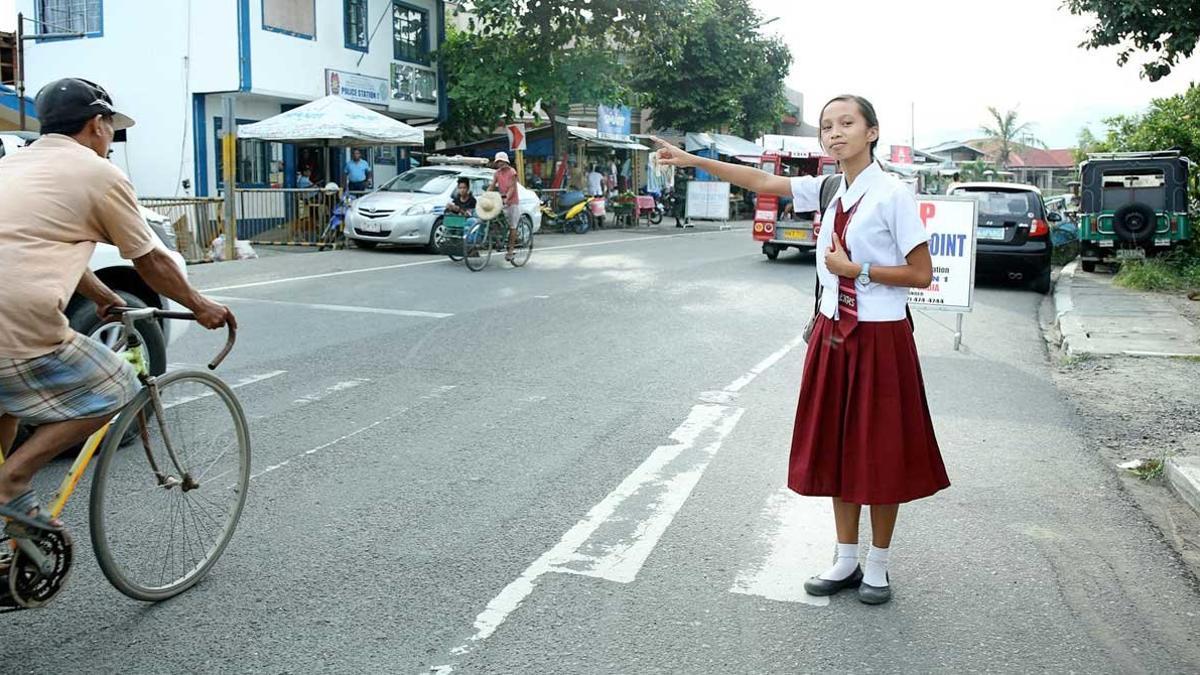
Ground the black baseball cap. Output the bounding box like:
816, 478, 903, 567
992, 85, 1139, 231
35, 78, 135, 132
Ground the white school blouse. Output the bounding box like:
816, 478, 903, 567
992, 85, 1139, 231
790, 162, 929, 322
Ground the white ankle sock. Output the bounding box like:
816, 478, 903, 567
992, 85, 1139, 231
864, 546, 890, 587
818, 543, 861, 581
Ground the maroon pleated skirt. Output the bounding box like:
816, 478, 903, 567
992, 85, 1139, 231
788, 314, 950, 505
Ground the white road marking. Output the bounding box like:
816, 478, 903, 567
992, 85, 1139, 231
199, 229, 742, 293
551, 404, 744, 583
293, 378, 373, 405
162, 370, 287, 410
723, 333, 806, 394
436, 334, 800, 665
249, 385, 457, 481
729, 489, 835, 606
208, 296, 453, 319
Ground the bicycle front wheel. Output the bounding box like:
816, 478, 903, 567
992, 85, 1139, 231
89, 370, 251, 602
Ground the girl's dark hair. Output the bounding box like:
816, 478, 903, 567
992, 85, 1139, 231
819, 94, 880, 157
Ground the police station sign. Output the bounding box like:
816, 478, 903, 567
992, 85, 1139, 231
325, 69, 389, 107
907, 196, 978, 312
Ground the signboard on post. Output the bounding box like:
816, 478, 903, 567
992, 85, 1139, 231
686, 181, 731, 221
505, 124, 527, 151
890, 145, 913, 164
325, 69, 389, 107
907, 195, 978, 349
597, 104, 632, 141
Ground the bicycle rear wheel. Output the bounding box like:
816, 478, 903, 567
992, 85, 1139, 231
464, 222, 491, 272
510, 220, 533, 267
89, 370, 250, 602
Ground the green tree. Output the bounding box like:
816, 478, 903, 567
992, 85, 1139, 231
979, 107, 1042, 169
1065, 0, 1200, 82
1097, 83, 1200, 162
446, 1, 665, 157
631, 0, 791, 136
733, 37, 792, 139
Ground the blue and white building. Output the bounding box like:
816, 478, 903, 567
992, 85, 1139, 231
18, 0, 447, 196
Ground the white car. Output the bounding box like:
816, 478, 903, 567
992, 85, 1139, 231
78, 206, 192, 376
345, 159, 543, 251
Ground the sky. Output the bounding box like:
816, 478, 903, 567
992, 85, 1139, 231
2, 1, 1196, 150
750, 0, 1200, 150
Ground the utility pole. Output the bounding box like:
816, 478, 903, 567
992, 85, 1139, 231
13, 12, 85, 130
222, 96, 237, 262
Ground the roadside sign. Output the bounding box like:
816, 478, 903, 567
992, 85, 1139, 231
506, 124, 527, 151
908, 195, 978, 313
686, 181, 731, 221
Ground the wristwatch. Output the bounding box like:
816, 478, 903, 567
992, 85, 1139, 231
857, 262, 872, 286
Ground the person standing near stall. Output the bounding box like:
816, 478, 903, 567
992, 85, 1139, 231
653, 94, 949, 606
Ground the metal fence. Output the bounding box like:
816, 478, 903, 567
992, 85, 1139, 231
139, 197, 224, 263
141, 189, 369, 260
232, 188, 347, 246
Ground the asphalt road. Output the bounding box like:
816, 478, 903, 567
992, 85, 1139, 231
7, 225, 1200, 674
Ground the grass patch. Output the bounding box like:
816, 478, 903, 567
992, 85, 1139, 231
1130, 457, 1166, 481
1114, 239, 1200, 292
1060, 352, 1093, 367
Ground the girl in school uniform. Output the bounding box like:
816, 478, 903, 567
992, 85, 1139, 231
654, 94, 949, 605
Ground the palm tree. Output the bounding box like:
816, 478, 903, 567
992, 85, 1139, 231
979, 107, 1044, 169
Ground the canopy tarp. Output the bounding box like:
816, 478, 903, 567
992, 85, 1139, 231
685, 132, 766, 163
0, 84, 39, 132
238, 95, 423, 146
567, 125, 647, 151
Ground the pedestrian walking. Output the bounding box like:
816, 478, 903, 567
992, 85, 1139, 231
654, 94, 949, 606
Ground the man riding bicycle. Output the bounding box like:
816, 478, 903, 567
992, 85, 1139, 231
0, 78, 235, 533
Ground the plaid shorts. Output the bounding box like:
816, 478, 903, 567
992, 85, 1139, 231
0, 332, 140, 424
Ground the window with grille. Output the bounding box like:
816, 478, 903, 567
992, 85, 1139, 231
392, 1, 429, 65
37, 0, 102, 37
345, 0, 369, 51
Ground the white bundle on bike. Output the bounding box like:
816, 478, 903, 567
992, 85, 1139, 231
476, 192, 503, 221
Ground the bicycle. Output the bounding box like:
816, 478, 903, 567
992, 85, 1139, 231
463, 212, 534, 272
0, 307, 250, 610
317, 193, 354, 252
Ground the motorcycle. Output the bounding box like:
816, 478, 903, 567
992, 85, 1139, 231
642, 190, 665, 225
540, 190, 595, 234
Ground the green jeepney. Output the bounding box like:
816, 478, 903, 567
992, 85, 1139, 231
1078, 150, 1195, 272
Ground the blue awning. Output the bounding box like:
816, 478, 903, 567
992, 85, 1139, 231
0, 84, 39, 130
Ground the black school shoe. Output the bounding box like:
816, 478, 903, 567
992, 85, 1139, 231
803, 566, 863, 596
858, 574, 891, 605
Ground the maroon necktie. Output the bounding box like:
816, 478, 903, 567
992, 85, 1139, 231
833, 196, 864, 341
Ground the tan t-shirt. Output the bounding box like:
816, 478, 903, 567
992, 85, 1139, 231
0, 134, 156, 359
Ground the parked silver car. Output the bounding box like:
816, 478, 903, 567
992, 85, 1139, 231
344, 161, 543, 251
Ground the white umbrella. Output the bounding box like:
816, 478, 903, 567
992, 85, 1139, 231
239, 95, 423, 146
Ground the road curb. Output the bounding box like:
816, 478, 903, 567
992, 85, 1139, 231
1052, 261, 1093, 356
1167, 456, 1200, 518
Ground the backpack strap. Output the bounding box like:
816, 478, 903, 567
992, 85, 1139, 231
818, 173, 841, 213
811, 174, 842, 316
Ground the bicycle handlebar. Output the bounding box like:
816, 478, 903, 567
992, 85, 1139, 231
109, 307, 236, 371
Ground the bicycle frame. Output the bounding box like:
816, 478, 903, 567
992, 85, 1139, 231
2, 307, 232, 521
